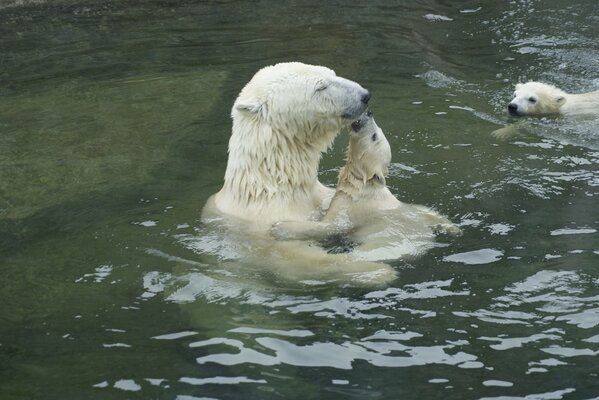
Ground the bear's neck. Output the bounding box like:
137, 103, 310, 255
222, 121, 335, 204
561, 90, 599, 115
336, 161, 384, 201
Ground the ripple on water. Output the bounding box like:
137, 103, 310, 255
139, 271, 476, 371
423, 14, 453, 22
190, 329, 479, 370
454, 269, 599, 374
481, 388, 577, 400
550, 227, 597, 236
417, 70, 464, 89
443, 248, 504, 265
179, 376, 267, 386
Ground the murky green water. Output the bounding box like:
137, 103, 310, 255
1, 1, 599, 399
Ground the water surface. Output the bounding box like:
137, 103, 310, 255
1, 1, 599, 399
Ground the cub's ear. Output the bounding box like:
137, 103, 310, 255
556, 96, 566, 104
515, 83, 523, 90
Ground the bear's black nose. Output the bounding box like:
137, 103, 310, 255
351, 119, 362, 131
361, 90, 371, 104
508, 103, 518, 114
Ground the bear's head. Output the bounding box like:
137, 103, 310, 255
232, 62, 370, 147
346, 110, 391, 186
508, 81, 567, 116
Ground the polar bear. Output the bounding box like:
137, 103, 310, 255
508, 81, 599, 116
202, 62, 370, 226
271, 111, 461, 261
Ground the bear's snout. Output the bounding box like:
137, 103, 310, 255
508, 102, 519, 115
351, 119, 364, 132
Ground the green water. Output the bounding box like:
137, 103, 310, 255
1, 1, 599, 399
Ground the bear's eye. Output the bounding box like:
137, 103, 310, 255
528, 97, 537, 103
371, 133, 378, 141
315, 82, 329, 92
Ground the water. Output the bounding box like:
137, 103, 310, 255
1, 0, 599, 398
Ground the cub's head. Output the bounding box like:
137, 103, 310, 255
232, 62, 370, 145
508, 81, 566, 116
347, 111, 392, 185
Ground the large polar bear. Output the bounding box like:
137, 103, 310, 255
272, 111, 461, 261
508, 81, 599, 116
202, 62, 370, 226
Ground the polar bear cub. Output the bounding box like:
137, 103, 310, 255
272, 111, 460, 261
508, 81, 599, 116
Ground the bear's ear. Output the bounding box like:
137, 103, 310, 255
235, 101, 264, 115
515, 83, 523, 90
556, 96, 566, 104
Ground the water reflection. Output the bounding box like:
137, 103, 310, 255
191, 332, 478, 369
454, 269, 599, 378
141, 269, 477, 371
130, 260, 599, 391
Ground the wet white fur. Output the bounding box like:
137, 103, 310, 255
201, 63, 398, 285
510, 81, 599, 116
203, 62, 369, 225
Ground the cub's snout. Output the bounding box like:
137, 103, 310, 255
351, 110, 373, 132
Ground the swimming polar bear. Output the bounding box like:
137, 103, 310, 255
508, 81, 599, 116
202, 62, 370, 226
199, 63, 401, 285
493, 81, 599, 139
271, 111, 461, 262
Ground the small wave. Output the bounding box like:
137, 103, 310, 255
191, 328, 478, 369
417, 70, 463, 89
423, 14, 453, 22
0, 0, 44, 10
443, 248, 503, 265
0, 0, 92, 11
